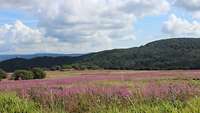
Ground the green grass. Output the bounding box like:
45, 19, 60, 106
1, 91, 200, 113
92, 97, 200, 113
26, 91, 200, 113
0, 93, 42, 113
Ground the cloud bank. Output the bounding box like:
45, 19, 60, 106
0, 0, 170, 53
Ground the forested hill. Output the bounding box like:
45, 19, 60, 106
0, 56, 83, 72
79, 38, 200, 70
1, 38, 200, 72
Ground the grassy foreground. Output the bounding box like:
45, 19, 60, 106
1, 92, 200, 113
0, 93, 41, 113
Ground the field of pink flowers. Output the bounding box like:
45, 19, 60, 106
1, 70, 200, 113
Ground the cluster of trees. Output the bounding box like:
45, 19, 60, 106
62, 63, 100, 70
12, 68, 46, 80
0, 68, 46, 81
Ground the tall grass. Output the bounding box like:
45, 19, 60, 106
0, 93, 42, 113
1, 92, 200, 113
93, 97, 200, 113
22, 83, 200, 113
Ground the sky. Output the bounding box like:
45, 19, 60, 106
0, 0, 200, 54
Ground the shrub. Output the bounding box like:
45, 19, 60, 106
50, 66, 62, 71
12, 70, 34, 80
32, 68, 46, 79
0, 69, 6, 80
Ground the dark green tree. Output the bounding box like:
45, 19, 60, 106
32, 68, 46, 79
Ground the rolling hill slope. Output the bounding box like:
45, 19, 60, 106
79, 38, 200, 70
1, 38, 200, 72
0, 56, 83, 72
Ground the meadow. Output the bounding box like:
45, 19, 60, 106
1, 70, 200, 113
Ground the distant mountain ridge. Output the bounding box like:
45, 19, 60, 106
1, 38, 200, 72
0, 53, 83, 62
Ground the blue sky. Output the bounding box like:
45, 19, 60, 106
0, 9, 37, 26
0, 0, 200, 54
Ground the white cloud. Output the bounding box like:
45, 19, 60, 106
0, 20, 112, 54
0, 20, 45, 53
0, 0, 170, 53
175, 0, 200, 19
33, 0, 169, 42
162, 14, 200, 37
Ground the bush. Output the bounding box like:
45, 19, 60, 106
0, 69, 6, 80
12, 70, 34, 80
32, 68, 46, 79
